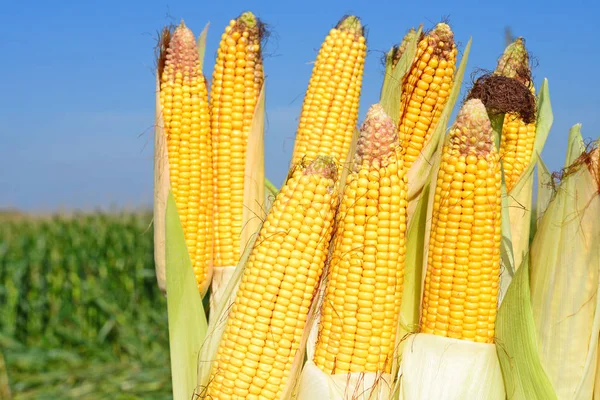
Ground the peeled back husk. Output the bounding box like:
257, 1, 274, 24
530, 139, 600, 400
398, 334, 505, 400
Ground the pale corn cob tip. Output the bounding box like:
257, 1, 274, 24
303, 155, 338, 181
451, 99, 494, 156
495, 37, 531, 86
391, 28, 419, 68
427, 23, 455, 60
354, 104, 398, 168
237, 11, 258, 28
336, 15, 364, 37
163, 21, 198, 80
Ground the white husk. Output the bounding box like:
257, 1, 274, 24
208, 265, 236, 323
295, 312, 393, 400
398, 333, 505, 400
530, 159, 600, 400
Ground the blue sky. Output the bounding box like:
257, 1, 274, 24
1, 0, 598, 211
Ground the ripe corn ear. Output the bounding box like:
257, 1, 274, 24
211, 11, 264, 268
420, 99, 502, 343
159, 22, 213, 294
313, 104, 407, 375
495, 37, 536, 191
206, 156, 339, 400
290, 16, 366, 172
397, 23, 457, 169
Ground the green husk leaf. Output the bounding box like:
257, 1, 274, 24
565, 123, 585, 167
265, 178, 278, 197
495, 256, 557, 400
165, 191, 208, 400
153, 76, 169, 294
529, 150, 600, 399
380, 46, 395, 100
535, 156, 554, 230
531, 79, 553, 168
406, 38, 472, 220
197, 23, 209, 72
380, 26, 422, 125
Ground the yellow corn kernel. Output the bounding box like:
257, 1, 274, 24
290, 15, 367, 172
207, 156, 339, 400
420, 99, 502, 344
397, 23, 457, 169
159, 22, 213, 293
211, 12, 264, 268
314, 104, 407, 374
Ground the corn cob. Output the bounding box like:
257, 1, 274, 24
290, 16, 366, 171
420, 99, 502, 343
313, 104, 407, 375
211, 11, 264, 268
159, 22, 213, 292
397, 23, 457, 169
207, 156, 339, 400
495, 38, 536, 191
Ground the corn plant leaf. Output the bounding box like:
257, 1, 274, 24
165, 191, 208, 400
495, 255, 557, 400
197, 23, 209, 72
379, 26, 422, 125
565, 123, 585, 167
153, 76, 169, 294
406, 38, 472, 220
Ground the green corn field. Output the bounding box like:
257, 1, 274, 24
0, 212, 171, 399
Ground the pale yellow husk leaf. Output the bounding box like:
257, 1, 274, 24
530, 153, 600, 400
398, 334, 505, 400
154, 75, 169, 294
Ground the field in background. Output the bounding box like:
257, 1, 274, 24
0, 211, 171, 399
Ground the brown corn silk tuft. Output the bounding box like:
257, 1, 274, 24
206, 156, 338, 400
420, 99, 502, 343
159, 22, 213, 292
466, 74, 536, 124
493, 37, 537, 191
313, 104, 408, 374
211, 11, 265, 269
290, 15, 367, 173
397, 23, 458, 169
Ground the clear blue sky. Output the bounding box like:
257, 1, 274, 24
1, 0, 598, 211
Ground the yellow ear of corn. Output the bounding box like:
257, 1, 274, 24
313, 104, 407, 375
211, 11, 264, 269
159, 21, 213, 294
206, 156, 339, 400
290, 15, 367, 171
495, 37, 536, 192
397, 23, 457, 169
420, 99, 502, 344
